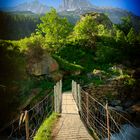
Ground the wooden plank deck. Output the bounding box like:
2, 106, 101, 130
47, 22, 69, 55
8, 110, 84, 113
52, 92, 93, 140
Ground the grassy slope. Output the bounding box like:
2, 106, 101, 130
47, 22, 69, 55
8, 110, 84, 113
34, 112, 59, 140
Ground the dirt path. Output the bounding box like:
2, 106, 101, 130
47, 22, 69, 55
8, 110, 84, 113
52, 92, 93, 140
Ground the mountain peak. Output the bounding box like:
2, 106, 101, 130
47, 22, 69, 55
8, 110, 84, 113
32, 0, 39, 5
11, 0, 50, 14
59, 0, 92, 11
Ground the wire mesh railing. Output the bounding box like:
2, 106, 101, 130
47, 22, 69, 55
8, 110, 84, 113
0, 90, 54, 140
0, 80, 63, 140
72, 80, 136, 140
0, 84, 59, 140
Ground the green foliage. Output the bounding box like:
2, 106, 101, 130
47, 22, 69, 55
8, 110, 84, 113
115, 29, 126, 43
117, 16, 133, 35
16, 35, 45, 52
34, 112, 59, 140
95, 45, 121, 63
98, 24, 106, 36
120, 74, 136, 87
127, 28, 136, 44
58, 45, 86, 63
0, 11, 40, 40
72, 15, 97, 49
53, 55, 84, 71
74, 15, 97, 37
37, 8, 73, 45
0, 40, 26, 84
0, 40, 27, 126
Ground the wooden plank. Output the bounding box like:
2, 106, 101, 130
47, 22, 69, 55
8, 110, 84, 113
24, 110, 29, 140
86, 92, 89, 125
106, 103, 110, 140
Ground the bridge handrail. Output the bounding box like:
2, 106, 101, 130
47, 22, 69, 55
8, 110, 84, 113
0, 80, 62, 140
72, 80, 136, 140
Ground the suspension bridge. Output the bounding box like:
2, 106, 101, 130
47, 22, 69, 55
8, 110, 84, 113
0, 80, 136, 140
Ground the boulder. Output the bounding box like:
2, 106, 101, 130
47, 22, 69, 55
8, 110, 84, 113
115, 106, 123, 111
129, 103, 140, 113
110, 100, 121, 106
109, 106, 125, 113
27, 53, 61, 81
87, 72, 94, 79
123, 100, 134, 108
51, 71, 63, 81
28, 54, 58, 76
126, 103, 140, 124
133, 68, 140, 79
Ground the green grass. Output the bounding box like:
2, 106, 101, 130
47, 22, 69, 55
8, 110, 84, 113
53, 54, 84, 71
34, 112, 59, 140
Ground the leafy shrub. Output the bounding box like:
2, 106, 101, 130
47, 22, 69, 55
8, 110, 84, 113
95, 45, 121, 64
58, 44, 85, 63
53, 55, 84, 71
0, 41, 27, 126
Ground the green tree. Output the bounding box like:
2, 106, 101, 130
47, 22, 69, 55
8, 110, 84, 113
117, 16, 132, 35
37, 9, 72, 45
98, 24, 106, 36
127, 28, 136, 44
116, 29, 126, 43
72, 15, 98, 49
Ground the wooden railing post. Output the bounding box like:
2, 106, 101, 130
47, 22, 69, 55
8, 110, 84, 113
24, 110, 29, 140
57, 82, 60, 113
72, 80, 74, 96
73, 81, 76, 100
54, 80, 62, 113
60, 80, 62, 112
86, 92, 89, 125
106, 103, 110, 140
54, 85, 57, 112
77, 84, 81, 112
75, 82, 77, 105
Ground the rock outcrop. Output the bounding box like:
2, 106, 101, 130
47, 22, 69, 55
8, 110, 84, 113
27, 52, 62, 81
82, 12, 113, 29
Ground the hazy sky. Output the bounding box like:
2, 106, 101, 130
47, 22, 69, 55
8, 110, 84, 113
0, 0, 140, 16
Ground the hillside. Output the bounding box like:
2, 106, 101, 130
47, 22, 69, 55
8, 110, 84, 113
59, 8, 140, 31
0, 0, 140, 40
0, 0, 50, 14
0, 11, 40, 40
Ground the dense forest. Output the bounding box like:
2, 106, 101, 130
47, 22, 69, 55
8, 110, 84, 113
0, 11, 40, 40
0, 8, 140, 138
